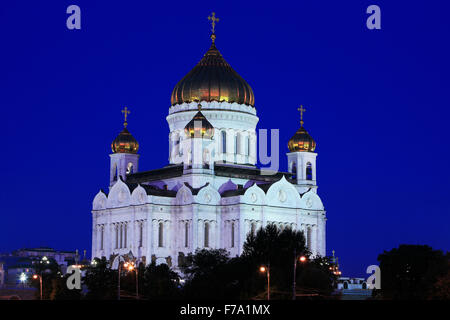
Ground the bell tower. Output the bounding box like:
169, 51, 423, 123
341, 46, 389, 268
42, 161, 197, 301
287, 106, 317, 191
110, 107, 139, 187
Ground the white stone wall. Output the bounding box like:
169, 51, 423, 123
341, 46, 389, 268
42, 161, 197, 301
92, 175, 326, 268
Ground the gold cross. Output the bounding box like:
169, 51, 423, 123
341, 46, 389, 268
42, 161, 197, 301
208, 12, 219, 34
298, 105, 306, 127
122, 107, 130, 127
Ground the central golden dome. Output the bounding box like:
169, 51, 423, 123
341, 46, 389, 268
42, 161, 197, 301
171, 42, 255, 106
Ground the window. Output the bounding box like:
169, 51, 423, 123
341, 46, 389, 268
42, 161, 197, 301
185, 222, 189, 248
124, 223, 127, 248
126, 163, 134, 175
139, 222, 143, 248
236, 133, 241, 154
251, 222, 256, 236
204, 222, 210, 248
292, 162, 297, 179
246, 136, 250, 156
306, 162, 313, 180
221, 131, 227, 153
231, 222, 235, 248
158, 222, 164, 247
120, 224, 123, 248
100, 226, 104, 250
307, 227, 312, 250
115, 225, 118, 249
113, 164, 117, 181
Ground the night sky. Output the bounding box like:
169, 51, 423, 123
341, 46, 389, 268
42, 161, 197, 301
1, 1, 449, 277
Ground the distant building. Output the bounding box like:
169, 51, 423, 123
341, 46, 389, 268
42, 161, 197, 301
336, 277, 372, 300
0, 261, 5, 287
12, 247, 78, 266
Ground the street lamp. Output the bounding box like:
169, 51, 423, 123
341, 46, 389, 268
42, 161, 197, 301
114, 251, 139, 300
259, 263, 270, 300
33, 274, 42, 300
292, 249, 307, 300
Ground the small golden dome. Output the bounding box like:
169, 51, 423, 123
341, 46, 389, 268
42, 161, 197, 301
184, 104, 214, 139
288, 105, 316, 152
111, 107, 139, 154
111, 127, 139, 154
288, 126, 316, 152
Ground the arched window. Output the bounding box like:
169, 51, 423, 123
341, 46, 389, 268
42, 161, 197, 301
251, 222, 256, 236
126, 162, 134, 175
185, 222, 189, 248
115, 225, 119, 249
343, 282, 348, 289
306, 227, 312, 250
113, 164, 117, 181
221, 131, 227, 153
292, 162, 297, 179
123, 223, 127, 248
119, 224, 123, 248
158, 222, 164, 247
246, 135, 250, 156
139, 222, 143, 248
231, 222, 235, 248
204, 222, 210, 248
100, 226, 104, 250
306, 162, 313, 180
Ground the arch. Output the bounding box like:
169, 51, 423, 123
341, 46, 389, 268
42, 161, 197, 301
306, 162, 313, 180
92, 190, 107, 210
158, 222, 164, 247
106, 177, 131, 208
126, 162, 134, 175
266, 176, 301, 207
291, 162, 297, 179
131, 185, 147, 205
343, 282, 349, 289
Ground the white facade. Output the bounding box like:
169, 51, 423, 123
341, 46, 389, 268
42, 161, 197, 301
92, 99, 327, 269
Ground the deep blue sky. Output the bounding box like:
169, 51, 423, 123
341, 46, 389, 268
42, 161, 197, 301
1, 1, 449, 277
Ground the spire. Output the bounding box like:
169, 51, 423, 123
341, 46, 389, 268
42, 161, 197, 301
121, 107, 130, 128
298, 105, 306, 127
208, 12, 220, 44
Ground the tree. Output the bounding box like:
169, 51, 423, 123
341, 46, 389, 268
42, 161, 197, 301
83, 257, 116, 300
50, 273, 82, 300
377, 245, 448, 299
31, 257, 61, 300
142, 262, 180, 300
241, 224, 310, 299
181, 249, 242, 300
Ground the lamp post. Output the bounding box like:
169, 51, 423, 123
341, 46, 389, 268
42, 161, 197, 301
292, 248, 307, 300
33, 274, 42, 300
259, 263, 270, 300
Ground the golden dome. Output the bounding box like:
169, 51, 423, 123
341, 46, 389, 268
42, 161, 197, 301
184, 104, 214, 139
288, 126, 316, 152
288, 105, 316, 152
111, 107, 139, 154
171, 42, 255, 107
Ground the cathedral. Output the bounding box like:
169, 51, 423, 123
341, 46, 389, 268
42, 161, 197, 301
91, 14, 326, 269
